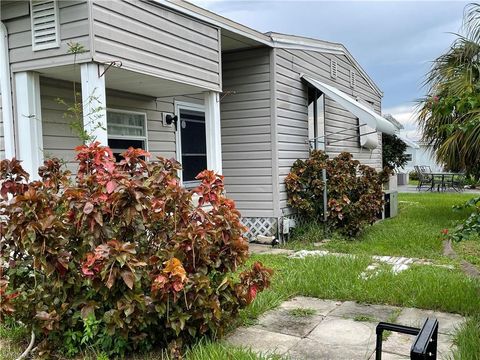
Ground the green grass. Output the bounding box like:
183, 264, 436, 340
288, 308, 317, 317
353, 314, 376, 322
124, 340, 286, 360
453, 239, 480, 267
239, 254, 480, 324
453, 317, 480, 360
315, 193, 475, 260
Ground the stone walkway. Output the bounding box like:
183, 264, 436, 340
227, 297, 465, 359
249, 244, 455, 277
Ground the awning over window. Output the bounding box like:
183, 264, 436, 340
301, 75, 396, 135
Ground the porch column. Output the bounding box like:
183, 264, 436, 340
80, 62, 107, 145
14, 71, 43, 178
204, 91, 222, 174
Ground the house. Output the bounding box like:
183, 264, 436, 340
0, 0, 396, 240
403, 140, 443, 173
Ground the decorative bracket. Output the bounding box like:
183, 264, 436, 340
219, 90, 236, 102
98, 61, 123, 78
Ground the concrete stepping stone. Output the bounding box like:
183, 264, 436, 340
395, 307, 465, 335
369, 352, 409, 360
279, 296, 340, 316
329, 301, 401, 323
288, 338, 374, 360
226, 297, 466, 360
248, 243, 295, 255
226, 326, 300, 356
254, 308, 324, 337
307, 317, 376, 349
382, 332, 455, 359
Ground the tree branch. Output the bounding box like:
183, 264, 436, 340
16, 330, 35, 360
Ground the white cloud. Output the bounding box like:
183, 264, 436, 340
384, 103, 422, 141
384, 104, 417, 126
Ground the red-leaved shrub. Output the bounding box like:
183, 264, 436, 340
0, 143, 272, 357
285, 151, 389, 237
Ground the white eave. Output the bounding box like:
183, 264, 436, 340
156, 1, 384, 98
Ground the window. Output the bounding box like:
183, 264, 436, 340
30, 0, 60, 51
107, 110, 147, 161
405, 154, 413, 161
330, 59, 338, 79
177, 107, 207, 184
307, 87, 325, 150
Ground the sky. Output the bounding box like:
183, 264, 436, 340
190, 0, 470, 140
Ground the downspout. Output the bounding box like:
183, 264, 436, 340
0, 21, 15, 159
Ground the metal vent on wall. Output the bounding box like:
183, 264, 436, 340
350, 70, 356, 88
330, 59, 338, 79
30, 0, 60, 51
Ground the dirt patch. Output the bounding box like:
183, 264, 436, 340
443, 240, 480, 278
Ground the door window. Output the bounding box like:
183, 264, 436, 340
178, 108, 207, 183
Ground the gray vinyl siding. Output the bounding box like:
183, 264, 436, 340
91, 0, 221, 92
4, 1, 92, 72
40, 77, 182, 173
275, 48, 383, 214
40, 78, 83, 173
221, 48, 274, 218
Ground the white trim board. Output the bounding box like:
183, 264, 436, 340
174, 100, 206, 186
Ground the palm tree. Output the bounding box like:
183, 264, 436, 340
417, 3, 480, 178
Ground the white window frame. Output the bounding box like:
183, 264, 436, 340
30, 0, 60, 51
106, 108, 148, 155
174, 101, 206, 187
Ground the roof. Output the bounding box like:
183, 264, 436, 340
383, 114, 404, 130
155, 0, 383, 97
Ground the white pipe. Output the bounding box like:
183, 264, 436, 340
0, 21, 15, 159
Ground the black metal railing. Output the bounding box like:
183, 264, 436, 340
375, 318, 438, 359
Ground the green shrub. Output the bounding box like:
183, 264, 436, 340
449, 196, 480, 242
409, 170, 419, 181
382, 133, 408, 171
0, 143, 272, 358
285, 151, 388, 237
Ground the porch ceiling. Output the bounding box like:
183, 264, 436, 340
221, 29, 266, 52
37, 64, 207, 98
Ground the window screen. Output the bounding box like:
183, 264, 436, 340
179, 109, 207, 182
107, 110, 147, 161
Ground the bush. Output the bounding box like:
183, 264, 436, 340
449, 196, 480, 242
409, 170, 419, 181
382, 133, 408, 171
0, 143, 272, 358
285, 151, 388, 237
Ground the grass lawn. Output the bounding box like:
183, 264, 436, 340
1, 192, 479, 359
287, 192, 474, 260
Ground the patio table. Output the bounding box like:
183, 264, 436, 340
429, 172, 464, 192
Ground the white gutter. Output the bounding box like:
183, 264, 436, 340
154, 0, 272, 47
0, 21, 15, 159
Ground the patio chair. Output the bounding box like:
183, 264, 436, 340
449, 173, 466, 192
414, 166, 434, 191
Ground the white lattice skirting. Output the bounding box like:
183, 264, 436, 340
241, 217, 278, 241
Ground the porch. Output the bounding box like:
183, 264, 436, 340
9, 62, 222, 183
